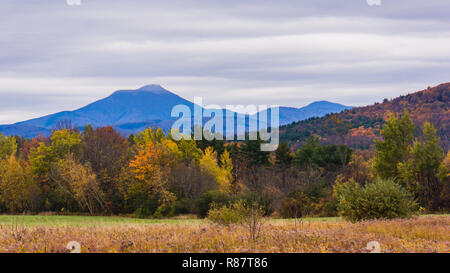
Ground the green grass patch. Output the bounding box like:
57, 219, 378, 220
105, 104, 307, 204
0, 215, 202, 227
0, 215, 340, 227
0, 214, 444, 227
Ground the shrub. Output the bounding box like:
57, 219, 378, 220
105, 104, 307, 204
238, 201, 266, 241
280, 179, 337, 218
153, 204, 176, 219
280, 195, 306, 218
132, 198, 169, 219
237, 192, 274, 216
334, 179, 418, 222
133, 207, 153, 218
207, 200, 266, 241
173, 198, 191, 215
130, 196, 159, 218
207, 202, 245, 226
196, 190, 230, 218
320, 197, 339, 217
280, 190, 316, 218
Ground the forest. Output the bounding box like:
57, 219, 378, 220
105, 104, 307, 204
281, 83, 450, 151
0, 109, 448, 220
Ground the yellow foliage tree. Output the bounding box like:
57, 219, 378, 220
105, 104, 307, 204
220, 149, 234, 192
134, 128, 166, 148
128, 141, 177, 205
199, 147, 233, 194
0, 134, 17, 160
56, 155, 105, 215
0, 155, 32, 213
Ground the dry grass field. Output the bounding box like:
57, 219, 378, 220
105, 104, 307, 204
0, 215, 448, 253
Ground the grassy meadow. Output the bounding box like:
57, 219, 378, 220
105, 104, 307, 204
0, 214, 341, 227
0, 214, 448, 253
0, 215, 203, 227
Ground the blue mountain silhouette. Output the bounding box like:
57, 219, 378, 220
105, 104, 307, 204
0, 85, 351, 138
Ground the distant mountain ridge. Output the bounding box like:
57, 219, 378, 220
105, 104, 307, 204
0, 85, 351, 138
255, 101, 353, 126
281, 82, 450, 150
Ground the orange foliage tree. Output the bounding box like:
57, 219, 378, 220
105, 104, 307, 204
128, 141, 178, 206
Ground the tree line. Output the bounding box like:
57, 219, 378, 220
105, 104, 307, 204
0, 109, 448, 218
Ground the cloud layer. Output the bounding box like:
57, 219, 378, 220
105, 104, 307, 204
0, 0, 449, 124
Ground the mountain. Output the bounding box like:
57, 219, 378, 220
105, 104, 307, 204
281, 82, 450, 150
0, 85, 195, 138
20, 84, 192, 128
257, 101, 352, 126
0, 84, 351, 138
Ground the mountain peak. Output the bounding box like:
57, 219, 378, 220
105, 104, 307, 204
138, 84, 168, 93
111, 84, 171, 96
306, 101, 337, 106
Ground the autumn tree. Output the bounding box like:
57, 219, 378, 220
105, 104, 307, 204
21, 135, 47, 160
177, 138, 202, 164
0, 134, 17, 160
82, 126, 128, 177
53, 155, 105, 215
374, 110, 415, 179
125, 140, 179, 214
398, 122, 445, 210
338, 153, 374, 185
275, 141, 292, 167
48, 129, 82, 158
134, 128, 166, 148
0, 155, 33, 213
199, 147, 233, 194
30, 129, 82, 170
438, 152, 450, 210
275, 141, 292, 187
82, 126, 129, 212
29, 129, 82, 210
220, 149, 234, 193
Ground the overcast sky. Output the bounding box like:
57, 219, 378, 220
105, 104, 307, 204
0, 0, 449, 124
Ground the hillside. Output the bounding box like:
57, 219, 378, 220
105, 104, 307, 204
281, 83, 450, 150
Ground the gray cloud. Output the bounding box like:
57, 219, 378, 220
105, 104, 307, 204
0, 0, 449, 123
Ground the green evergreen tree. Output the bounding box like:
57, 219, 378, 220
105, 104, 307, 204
374, 109, 415, 179
240, 136, 270, 166
275, 141, 292, 166
398, 122, 444, 209
293, 136, 352, 170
